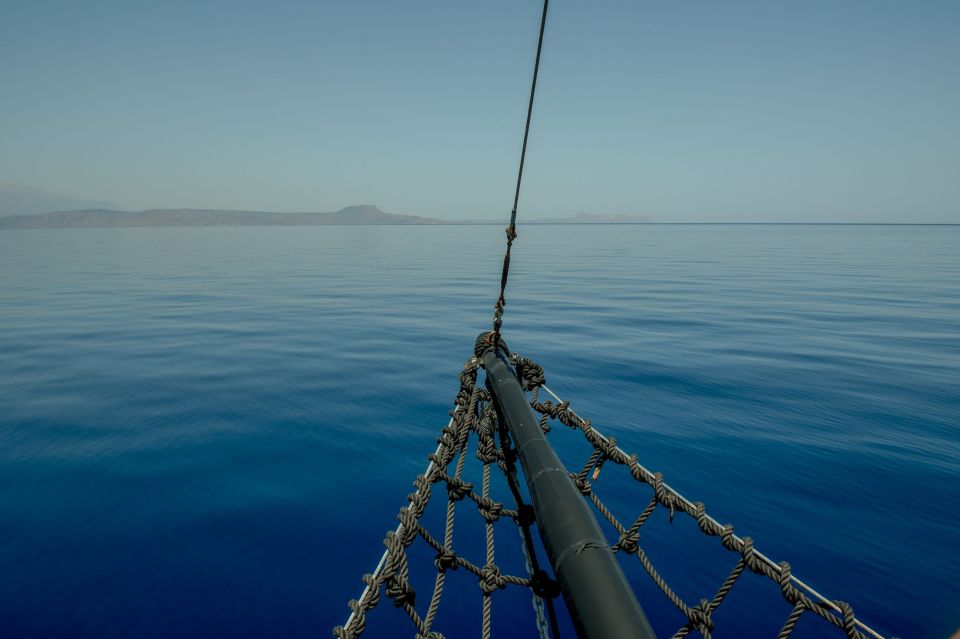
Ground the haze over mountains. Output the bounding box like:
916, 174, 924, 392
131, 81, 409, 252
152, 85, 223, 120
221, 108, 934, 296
0, 183, 651, 228
0, 183, 121, 217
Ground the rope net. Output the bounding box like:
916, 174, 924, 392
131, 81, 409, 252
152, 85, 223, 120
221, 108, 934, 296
334, 350, 888, 639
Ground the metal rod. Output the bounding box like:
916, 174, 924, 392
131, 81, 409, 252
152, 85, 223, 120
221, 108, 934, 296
477, 334, 656, 639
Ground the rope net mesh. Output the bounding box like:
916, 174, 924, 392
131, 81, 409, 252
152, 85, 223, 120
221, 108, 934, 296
334, 351, 887, 639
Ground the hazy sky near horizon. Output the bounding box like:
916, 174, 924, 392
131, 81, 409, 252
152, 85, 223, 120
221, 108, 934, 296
1, 1, 958, 222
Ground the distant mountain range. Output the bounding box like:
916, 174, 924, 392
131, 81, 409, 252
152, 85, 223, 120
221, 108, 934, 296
0, 184, 652, 228
0, 205, 443, 228
0, 207, 653, 228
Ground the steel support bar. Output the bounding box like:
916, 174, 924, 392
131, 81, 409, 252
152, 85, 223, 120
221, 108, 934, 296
477, 334, 656, 639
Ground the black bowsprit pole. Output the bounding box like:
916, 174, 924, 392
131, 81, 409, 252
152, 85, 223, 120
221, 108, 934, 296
476, 333, 656, 639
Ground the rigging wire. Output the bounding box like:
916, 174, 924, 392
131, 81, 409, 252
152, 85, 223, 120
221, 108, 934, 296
491, 0, 549, 346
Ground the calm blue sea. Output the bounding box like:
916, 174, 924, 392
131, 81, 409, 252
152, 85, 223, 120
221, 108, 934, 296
0, 225, 957, 638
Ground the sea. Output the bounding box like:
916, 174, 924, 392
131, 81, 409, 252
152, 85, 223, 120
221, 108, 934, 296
0, 224, 957, 638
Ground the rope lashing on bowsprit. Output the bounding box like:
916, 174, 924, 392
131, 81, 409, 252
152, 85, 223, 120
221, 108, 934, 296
334, 349, 893, 639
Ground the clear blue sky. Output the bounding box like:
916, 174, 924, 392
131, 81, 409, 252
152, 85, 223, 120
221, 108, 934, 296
1, 0, 958, 222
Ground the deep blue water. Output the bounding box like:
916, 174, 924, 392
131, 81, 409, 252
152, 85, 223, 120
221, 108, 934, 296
0, 225, 957, 638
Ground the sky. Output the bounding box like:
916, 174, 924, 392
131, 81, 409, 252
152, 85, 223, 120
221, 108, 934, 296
1, 0, 958, 222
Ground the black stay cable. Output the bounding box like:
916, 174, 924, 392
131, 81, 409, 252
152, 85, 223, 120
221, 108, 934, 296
491, 0, 549, 348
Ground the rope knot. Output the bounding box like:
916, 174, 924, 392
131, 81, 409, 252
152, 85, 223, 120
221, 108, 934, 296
385, 575, 416, 607
514, 355, 545, 390
434, 547, 458, 572
719, 524, 737, 551
427, 453, 444, 471
411, 475, 430, 498
565, 408, 581, 427
394, 510, 418, 544
653, 472, 677, 521
476, 440, 498, 464
476, 418, 499, 463
570, 472, 592, 496
537, 413, 551, 433
445, 477, 473, 501
479, 563, 507, 594
777, 561, 795, 600
599, 435, 618, 458
836, 601, 857, 637
693, 502, 710, 531
477, 497, 504, 523
361, 573, 379, 597
688, 598, 715, 633
740, 536, 756, 565
616, 531, 640, 554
